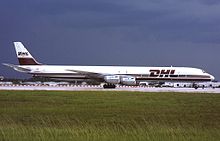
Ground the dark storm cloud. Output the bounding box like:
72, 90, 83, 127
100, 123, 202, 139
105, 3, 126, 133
200, 0, 220, 5
0, 0, 220, 79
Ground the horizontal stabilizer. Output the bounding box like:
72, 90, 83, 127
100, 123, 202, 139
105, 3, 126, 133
2, 63, 31, 72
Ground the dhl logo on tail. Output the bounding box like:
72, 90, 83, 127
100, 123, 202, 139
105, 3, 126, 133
18, 52, 29, 57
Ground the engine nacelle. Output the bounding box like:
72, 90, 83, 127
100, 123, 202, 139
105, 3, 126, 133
121, 76, 136, 85
104, 75, 120, 84
104, 75, 136, 85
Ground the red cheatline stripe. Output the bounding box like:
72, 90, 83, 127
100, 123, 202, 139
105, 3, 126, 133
18, 58, 40, 65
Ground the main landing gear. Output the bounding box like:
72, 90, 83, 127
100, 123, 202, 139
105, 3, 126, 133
192, 83, 199, 89
103, 84, 116, 89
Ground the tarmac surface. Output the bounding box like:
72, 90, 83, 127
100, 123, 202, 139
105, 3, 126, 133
0, 85, 220, 93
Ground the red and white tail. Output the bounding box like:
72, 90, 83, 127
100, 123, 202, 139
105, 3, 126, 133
14, 42, 41, 65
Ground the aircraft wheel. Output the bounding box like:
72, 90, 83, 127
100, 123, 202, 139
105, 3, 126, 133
103, 84, 116, 89
192, 83, 199, 89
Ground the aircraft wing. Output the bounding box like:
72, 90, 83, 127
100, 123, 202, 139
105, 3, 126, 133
66, 69, 106, 78
2, 63, 31, 72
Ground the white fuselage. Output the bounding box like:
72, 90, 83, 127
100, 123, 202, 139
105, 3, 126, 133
17, 65, 214, 83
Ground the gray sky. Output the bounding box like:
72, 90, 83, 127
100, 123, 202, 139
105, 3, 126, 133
0, 0, 220, 80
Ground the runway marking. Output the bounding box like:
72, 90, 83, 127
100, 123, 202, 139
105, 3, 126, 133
0, 85, 219, 93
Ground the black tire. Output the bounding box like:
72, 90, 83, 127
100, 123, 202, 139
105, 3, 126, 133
103, 84, 116, 89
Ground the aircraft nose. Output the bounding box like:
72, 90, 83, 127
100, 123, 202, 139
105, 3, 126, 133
210, 75, 215, 81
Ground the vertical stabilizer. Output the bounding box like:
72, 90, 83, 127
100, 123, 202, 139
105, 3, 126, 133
14, 42, 41, 65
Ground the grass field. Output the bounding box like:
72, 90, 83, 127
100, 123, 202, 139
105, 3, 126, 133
0, 90, 219, 141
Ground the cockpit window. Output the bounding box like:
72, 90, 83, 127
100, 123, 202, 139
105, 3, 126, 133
202, 70, 206, 73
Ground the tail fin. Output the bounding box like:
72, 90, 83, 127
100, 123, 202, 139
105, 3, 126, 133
14, 42, 41, 65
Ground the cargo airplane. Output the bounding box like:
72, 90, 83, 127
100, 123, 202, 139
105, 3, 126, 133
3, 42, 215, 88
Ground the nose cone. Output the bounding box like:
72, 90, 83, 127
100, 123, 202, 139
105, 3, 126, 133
210, 75, 215, 81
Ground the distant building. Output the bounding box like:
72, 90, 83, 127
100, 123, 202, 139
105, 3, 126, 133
173, 82, 192, 88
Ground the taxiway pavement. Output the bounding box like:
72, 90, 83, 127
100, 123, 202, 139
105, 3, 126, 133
0, 85, 219, 93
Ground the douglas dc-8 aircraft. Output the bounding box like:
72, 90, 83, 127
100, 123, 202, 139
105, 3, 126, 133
3, 42, 215, 88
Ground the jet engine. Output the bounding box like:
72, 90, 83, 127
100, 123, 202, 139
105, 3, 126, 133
121, 76, 136, 85
104, 75, 120, 84
104, 75, 136, 85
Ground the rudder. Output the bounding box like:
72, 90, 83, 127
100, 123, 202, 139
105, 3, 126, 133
14, 42, 41, 65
